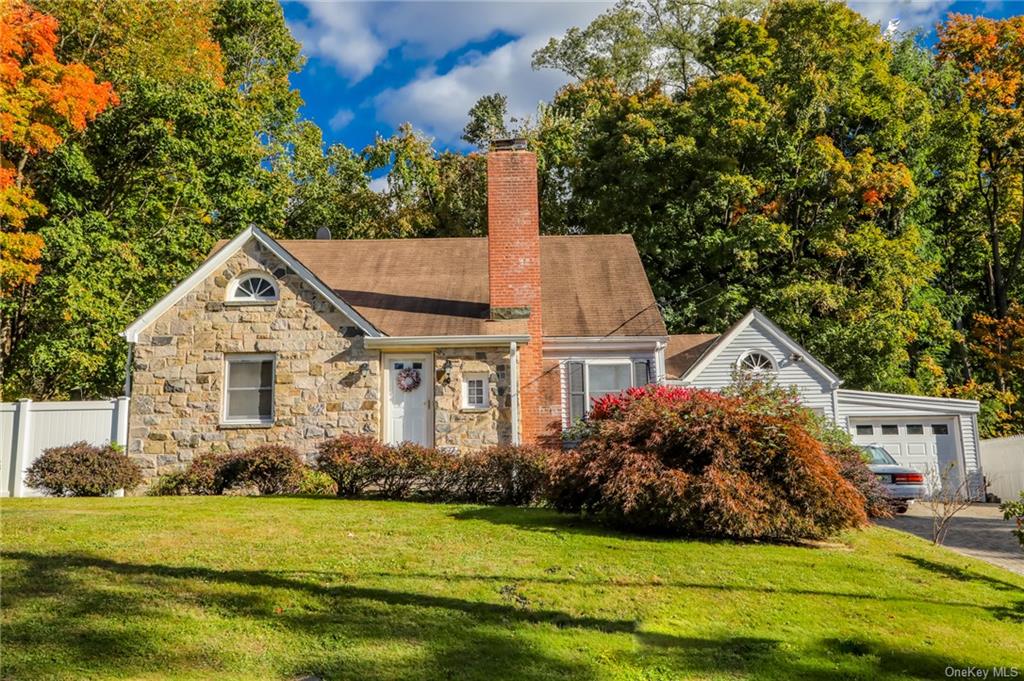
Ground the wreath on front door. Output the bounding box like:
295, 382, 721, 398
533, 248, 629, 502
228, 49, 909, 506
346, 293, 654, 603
396, 367, 421, 392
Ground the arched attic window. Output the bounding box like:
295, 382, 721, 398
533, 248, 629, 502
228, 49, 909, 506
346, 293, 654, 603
227, 272, 278, 303
736, 350, 777, 377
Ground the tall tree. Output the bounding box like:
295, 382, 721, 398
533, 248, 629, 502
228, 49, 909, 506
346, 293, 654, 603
0, 0, 117, 393
530, 0, 949, 391
1, 0, 302, 399
937, 15, 1024, 320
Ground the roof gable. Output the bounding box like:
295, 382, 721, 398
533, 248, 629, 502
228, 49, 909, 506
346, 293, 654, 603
676, 309, 841, 386
123, 226, 381, 342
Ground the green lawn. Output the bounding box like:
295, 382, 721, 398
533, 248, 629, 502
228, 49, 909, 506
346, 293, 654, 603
1, 497, 1021, 680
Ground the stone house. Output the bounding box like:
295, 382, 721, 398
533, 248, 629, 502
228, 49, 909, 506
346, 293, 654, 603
123, 140, 668, 480
123, 139, 983, 496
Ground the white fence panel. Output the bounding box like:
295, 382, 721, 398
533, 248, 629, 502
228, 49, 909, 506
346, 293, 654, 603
979, 435, 1024, 502
0, 398, 129, 497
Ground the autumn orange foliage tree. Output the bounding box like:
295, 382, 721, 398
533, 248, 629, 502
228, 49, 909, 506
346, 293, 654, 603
938, 15, 1024, 321
0, 0, 117, 291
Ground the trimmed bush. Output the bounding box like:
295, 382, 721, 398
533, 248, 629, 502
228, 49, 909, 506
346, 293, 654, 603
314, 435, 387, 496
220, 445, 304, 495
375, 442, 432, 499
25, 442, 142, 497
181, 452, 229, 495
418, 448, 464, 501
461, 445, 551, 505
547, 386, 868, 540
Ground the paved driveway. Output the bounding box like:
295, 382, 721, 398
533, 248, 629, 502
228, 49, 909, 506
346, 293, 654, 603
879, 503, 1024, 575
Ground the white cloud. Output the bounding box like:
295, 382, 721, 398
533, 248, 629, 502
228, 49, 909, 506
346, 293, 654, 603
290, 1, 612, 142
288, 2, 387, 81
368, 175, 389, 193
845, 1, 956, 32
373, 34, 573, 145
329, 108, 355, 131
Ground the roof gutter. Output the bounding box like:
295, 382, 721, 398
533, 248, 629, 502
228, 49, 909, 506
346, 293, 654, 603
365, 335, 530, 350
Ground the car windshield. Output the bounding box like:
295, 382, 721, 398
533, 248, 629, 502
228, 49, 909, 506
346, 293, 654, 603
861, 445, 897, 465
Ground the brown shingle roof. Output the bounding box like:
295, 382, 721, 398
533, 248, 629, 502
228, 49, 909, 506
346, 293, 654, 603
251, 235, 666, 338
665, 333, 720, 379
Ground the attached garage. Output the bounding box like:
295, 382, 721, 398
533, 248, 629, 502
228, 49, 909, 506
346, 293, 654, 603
663, 310, 985, 501
837, 390, 983, 499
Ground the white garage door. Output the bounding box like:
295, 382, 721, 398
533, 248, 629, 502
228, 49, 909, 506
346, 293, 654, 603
851, 418, 962, 490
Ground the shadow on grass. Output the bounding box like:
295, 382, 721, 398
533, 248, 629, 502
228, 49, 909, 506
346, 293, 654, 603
1, 550, 1012, 680
898, 554, 1021, 592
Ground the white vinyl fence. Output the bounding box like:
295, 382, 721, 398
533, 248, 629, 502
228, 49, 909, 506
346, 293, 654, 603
0, 398, 129, 497
979, 434, 1024, 503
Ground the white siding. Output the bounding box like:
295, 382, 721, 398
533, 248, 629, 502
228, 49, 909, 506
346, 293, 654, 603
836, 390, 983, 499
1, 398, 129, 497
978, 435, 1024, 502
684, 319, 837, 418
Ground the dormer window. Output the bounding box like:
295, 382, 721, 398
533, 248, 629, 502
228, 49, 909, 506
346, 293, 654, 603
228, 273, 278, 303
737, 350, 776, 376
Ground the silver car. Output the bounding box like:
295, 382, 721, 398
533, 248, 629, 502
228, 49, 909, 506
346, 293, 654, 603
860, 445, 928, 513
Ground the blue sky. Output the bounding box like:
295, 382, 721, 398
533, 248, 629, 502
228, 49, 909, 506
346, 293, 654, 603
282, 1, 1015, 159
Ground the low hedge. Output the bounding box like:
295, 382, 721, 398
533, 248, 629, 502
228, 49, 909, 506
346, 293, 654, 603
313, 436, 552, 504
25, 442, 142, 497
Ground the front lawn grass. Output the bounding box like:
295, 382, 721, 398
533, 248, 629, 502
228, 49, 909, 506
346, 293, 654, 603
2, 497, 1021, 680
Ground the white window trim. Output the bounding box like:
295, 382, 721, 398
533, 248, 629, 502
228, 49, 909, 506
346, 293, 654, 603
221, 353, 276, 426
461, 372, 489, 411
226, 270, 279, 304
564, 357, 651, 424
735, 349, 778, 374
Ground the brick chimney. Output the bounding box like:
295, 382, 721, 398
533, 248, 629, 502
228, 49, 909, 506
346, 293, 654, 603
487, 139, 544, 443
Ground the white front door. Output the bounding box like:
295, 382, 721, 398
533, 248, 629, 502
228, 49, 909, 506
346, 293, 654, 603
386, 356, 432, 446
851, 418, 961, 491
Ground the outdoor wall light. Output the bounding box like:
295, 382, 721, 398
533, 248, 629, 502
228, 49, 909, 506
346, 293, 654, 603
359, 362, 370, 378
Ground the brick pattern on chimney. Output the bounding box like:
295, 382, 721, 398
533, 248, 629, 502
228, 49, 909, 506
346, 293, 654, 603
487, 149, 545, 443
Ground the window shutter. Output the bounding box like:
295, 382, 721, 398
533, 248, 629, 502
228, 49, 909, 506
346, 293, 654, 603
567, 361, 585, 424
633, 360, 650, 387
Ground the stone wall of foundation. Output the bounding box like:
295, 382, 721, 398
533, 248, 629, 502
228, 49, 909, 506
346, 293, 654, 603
128, 240, 380, 482
432, 348, 512, 453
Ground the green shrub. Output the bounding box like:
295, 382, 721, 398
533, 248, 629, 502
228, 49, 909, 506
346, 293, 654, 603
461, 445, 551, 505
1000, 491, 1024, 550
547, 386, 868, 540
220, 445, 304, 495
314, 435, 387, 496
25, 441, 142, 497
298, 469, 338, 496
180, 453, 229, 495
147, 471, 189, 496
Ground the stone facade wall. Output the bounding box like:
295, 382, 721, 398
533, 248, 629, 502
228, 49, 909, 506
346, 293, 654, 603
432, 348, 512, 454
128, 240, 379, 480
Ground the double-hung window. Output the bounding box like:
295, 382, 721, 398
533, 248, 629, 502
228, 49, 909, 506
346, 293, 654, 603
566, 359, 652, 424
223, 354, 275, 425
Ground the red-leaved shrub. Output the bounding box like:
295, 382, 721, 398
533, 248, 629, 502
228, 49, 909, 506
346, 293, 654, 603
221, 445, 305, 495
25, 441, 142, 496
314, 435, 386, 496
547, 386, 868, 540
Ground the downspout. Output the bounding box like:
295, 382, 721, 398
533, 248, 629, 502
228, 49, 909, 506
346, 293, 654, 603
509, 341, 520, 445
122, 341, 134, 397
830, 384, 840, 426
